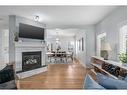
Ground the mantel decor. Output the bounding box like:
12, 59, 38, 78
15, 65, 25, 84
14, 32, 19, 42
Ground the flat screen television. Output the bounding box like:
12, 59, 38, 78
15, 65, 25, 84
19, 23, 45, 40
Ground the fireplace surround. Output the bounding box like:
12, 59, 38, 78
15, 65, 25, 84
15, 42, 47, 79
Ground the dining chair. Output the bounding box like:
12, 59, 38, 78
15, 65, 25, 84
66, 52, 73, 63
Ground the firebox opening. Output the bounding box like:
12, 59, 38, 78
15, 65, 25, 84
22, 51, 42, 72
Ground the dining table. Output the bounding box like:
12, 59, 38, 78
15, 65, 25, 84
46, 51, 73, 63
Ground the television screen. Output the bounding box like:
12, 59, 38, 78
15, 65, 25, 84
19, 23, 45, 40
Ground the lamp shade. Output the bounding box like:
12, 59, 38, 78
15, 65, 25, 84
101, 42, 112, 51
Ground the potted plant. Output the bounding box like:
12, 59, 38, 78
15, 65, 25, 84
14, 32, 19, 42
119, 53, 127, 66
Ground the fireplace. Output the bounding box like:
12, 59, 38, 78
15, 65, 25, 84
22, 51, 41, 72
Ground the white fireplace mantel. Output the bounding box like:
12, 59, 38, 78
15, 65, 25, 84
15, 41, 46, 74
15, 41, 46, 48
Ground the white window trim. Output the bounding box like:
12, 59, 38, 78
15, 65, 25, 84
97, 33, 106, 57
119, 25, 127, 54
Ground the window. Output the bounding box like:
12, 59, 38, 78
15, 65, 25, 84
119, 25, 127, 53
97, 33, 106, 57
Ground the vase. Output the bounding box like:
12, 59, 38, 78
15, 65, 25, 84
14, 36, 19, 42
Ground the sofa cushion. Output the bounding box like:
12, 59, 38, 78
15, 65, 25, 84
96, 73, 127, 89
0, 65, 15, 84
84, 74, 105, 89
0, 80, 16, 89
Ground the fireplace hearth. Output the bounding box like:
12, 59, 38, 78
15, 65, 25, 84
22, 51, 41, 72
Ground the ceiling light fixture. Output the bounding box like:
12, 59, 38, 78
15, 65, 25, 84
34, 15, 39, 21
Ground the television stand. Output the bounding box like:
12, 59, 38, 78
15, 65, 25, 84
91, 56, 127, 79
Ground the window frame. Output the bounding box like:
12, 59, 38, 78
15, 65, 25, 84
97, 33, 106, 57
119, 25, 127, 54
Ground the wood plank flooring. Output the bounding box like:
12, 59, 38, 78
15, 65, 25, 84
17, 62, 96, 89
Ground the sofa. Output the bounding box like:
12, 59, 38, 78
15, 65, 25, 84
84, 73, 127, 89
0, 65, 17, 89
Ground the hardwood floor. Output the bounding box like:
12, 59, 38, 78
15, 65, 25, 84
17, 61, 96, 89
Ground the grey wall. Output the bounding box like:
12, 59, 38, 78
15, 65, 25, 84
75, 26, 95, 67
95, 6, 127, 61
9, 15, 45, 64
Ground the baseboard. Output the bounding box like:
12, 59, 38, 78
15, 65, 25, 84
74, 58, 86, 68
16, 66, 47, 79
80, 61, 86, 68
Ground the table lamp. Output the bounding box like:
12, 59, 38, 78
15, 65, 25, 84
101, 42, 112, 60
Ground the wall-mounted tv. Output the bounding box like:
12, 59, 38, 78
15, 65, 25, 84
19, 23, 45, 40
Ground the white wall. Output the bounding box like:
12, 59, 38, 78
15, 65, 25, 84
95, 6, 127, 61
0, 30, 4, 70
0, 29, 9, 70
75, 26, 95, 67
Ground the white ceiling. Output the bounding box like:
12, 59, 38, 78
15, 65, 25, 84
46, 28, 80, 38
0, 6, 118, 37
0, 6, 117, 28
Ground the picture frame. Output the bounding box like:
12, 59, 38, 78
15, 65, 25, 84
82, 37, 84, 51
